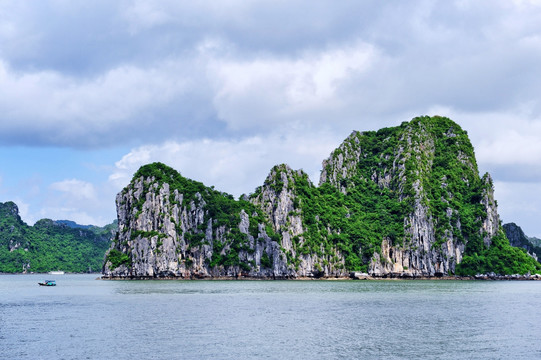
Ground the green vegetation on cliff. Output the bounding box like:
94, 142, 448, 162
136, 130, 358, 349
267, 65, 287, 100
0, 201, 113, 273
284, 124, 413, 272
456, 231, 540, 275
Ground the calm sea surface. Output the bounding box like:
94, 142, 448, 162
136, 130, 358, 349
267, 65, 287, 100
1, 274, 540, 359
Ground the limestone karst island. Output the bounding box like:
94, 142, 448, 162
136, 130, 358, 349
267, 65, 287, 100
101, 116, 541, 279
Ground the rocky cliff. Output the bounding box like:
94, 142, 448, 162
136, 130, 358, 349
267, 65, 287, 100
503, 223, 540, 261
316, 117, 501, 276
250, 164, 347, 277
102, 116, 541, 278
102, 162, 295, 278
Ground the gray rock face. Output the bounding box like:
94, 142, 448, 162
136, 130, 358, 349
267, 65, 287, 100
251, 164, 347, 277
363, 123, 465, 276
481, 174, 499, 247
320, 131, 363, 193
505, 223, 526, 248
103, 163, 348, 279
319, 118, 500, 277
103, 169, 300, 279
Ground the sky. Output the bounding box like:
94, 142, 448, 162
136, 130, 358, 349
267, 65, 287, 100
1, 1, 541, 237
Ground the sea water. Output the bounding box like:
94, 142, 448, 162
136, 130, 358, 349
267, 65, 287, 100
1, 274, 540, 359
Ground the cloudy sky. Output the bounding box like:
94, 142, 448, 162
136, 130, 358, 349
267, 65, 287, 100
1, 1, 541, 237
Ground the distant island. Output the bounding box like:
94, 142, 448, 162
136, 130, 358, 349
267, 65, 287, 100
102, 116, 541, 279
0, 201, 114, 273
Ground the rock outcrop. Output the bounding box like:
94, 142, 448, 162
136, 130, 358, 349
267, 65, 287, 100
103, 163, 299, 278
503, 223, 540, 261
251, 164, 347, 277
317, 117, 501, 277
102, 116, 541, 278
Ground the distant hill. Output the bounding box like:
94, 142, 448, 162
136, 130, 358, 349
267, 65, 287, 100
503, 223, 541, 261
528, 236, 541, 248
0, 201, 114, 273
55, 220, 94, 229
56, 219, 118, 237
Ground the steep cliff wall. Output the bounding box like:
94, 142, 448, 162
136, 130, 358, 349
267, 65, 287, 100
250, 164, 347, 277
103, 163, 298, 278
103, 116, 541, 278
317, 117, 503, 276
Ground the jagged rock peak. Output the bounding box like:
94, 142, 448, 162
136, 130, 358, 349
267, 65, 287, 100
250, 163, 347, 278
319, 116, 478, 192
255, 163, 312, 196
319, 131, 363, 191
250, 164, 308, 233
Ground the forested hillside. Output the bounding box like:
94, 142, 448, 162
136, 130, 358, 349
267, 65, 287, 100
0, 201, 113, 273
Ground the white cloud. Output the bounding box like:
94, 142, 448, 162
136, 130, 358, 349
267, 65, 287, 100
110, 132, 344, 197
494, 180, 541, 238
123, 0, 173, 31
41, 177, 119, 226
512, 0, 541, 8
50, 179, 97, 200
0, 39, 382, 147
2, 0, 541, 236
472, 110, 541, 167
209, 41, 379, 131
2, 1, 541, 148
0, 59, 198, 146
477, 129, 541, 166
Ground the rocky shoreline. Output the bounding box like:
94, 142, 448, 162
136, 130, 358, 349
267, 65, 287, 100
100, 272, 541, 281
349, 272, 541, 281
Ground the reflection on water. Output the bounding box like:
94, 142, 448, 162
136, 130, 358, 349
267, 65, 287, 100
1, 274, 540, 359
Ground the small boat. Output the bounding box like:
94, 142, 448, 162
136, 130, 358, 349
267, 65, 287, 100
48, 271, 65, 275
38, 280, 56, 286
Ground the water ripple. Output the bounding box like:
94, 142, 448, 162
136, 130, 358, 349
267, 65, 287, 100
1, 275, 540, 359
